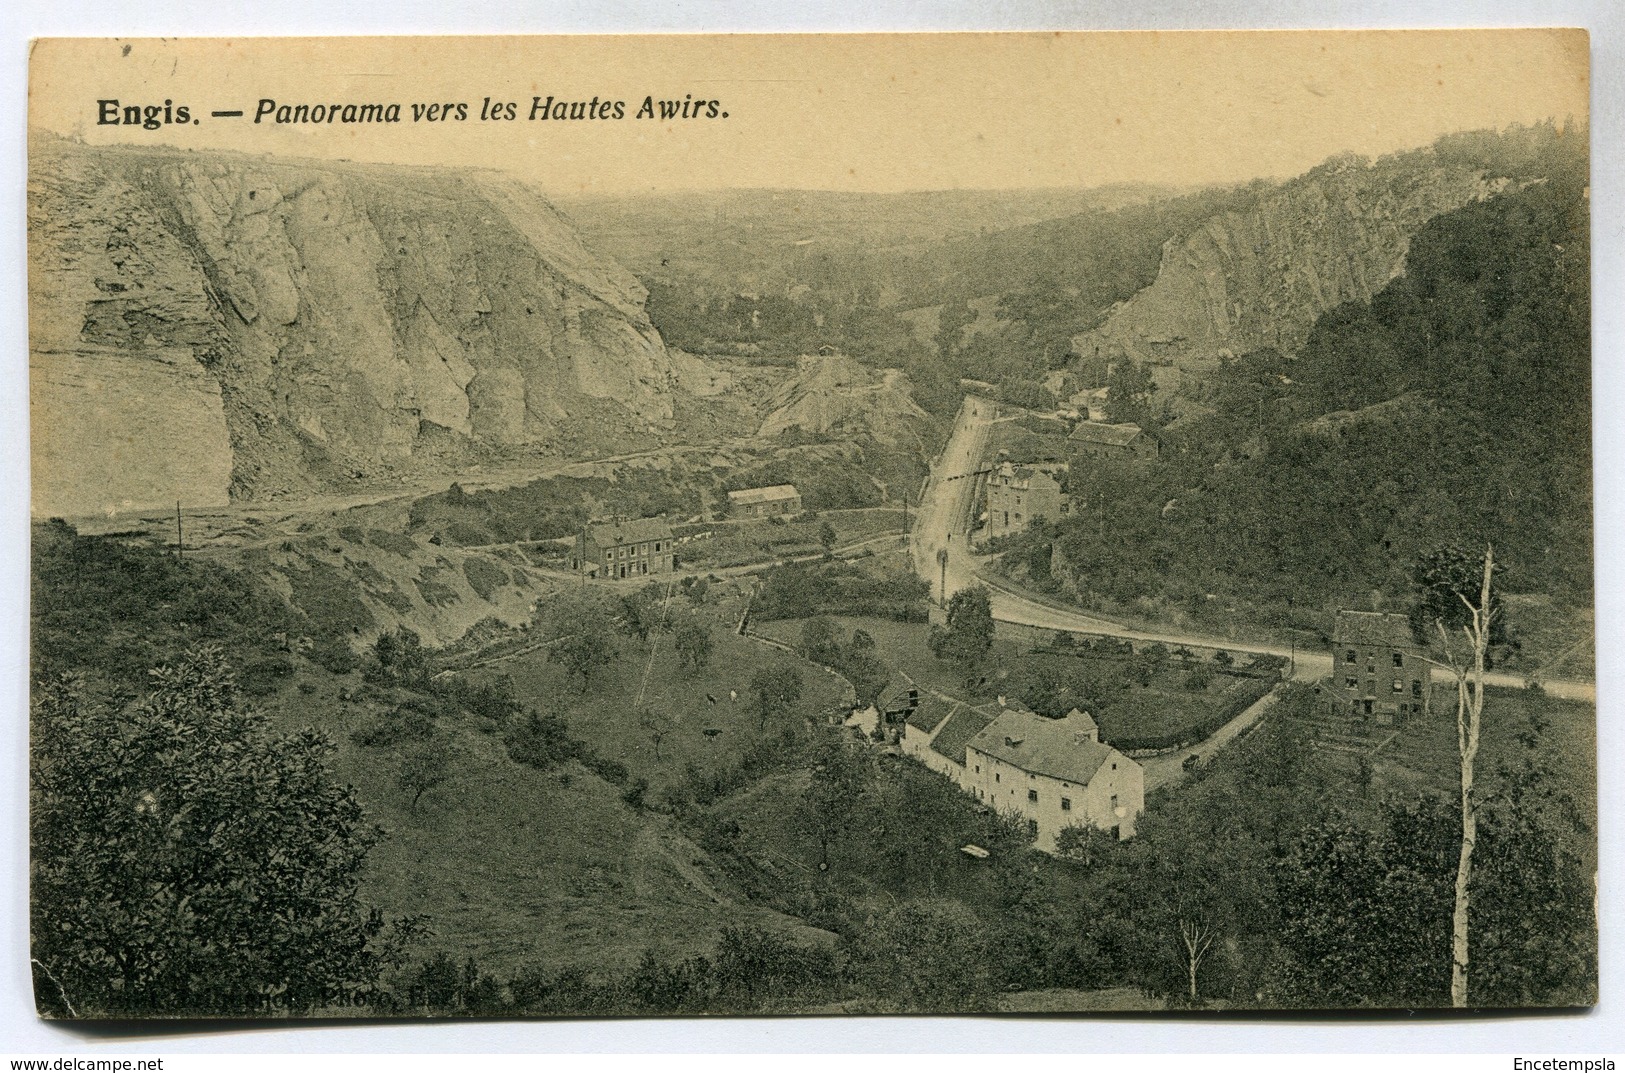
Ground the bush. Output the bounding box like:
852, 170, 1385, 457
308, 634, 360, 674
366, 529, 420, 556
462, 557, 510, 601
1110, 677, 1274, 752
504, 710, 578, 770
238, 654, 295, 696
351, 708, 436, 748
753, 559, 930, 622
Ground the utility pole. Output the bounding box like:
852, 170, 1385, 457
175, 500, 183, 561
902, 491, 912, 571
937, 547, 949, 608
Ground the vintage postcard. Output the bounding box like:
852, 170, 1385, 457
26, 31, 1594, 1017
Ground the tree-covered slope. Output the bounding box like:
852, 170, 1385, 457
1010, 158, 1590, 623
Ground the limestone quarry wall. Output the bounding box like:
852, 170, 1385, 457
28, 135, 681, 517
1071, 155, 1514, 370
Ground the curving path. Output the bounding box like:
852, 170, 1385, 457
912, 397, 1596, 705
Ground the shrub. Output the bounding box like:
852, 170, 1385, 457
351, 709, 436, 748
239, 655, 295, 696
462, 557, 510, 601
308, 634, 360, 674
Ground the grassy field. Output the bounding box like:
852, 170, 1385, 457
1498, 593, 1595, 680
464, 607, 854, 799
676, 508, 906, 569
257, 657, 832, 980
753, 614, 958, 705
754, 614, 1270, 751
1291, 682, 1597, 861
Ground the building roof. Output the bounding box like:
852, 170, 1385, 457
904, 695, 956, 733
1062, 708, 1099, 735
1331, 610, 1418, 649
585, 516, 673, 548
928, 704, 997, 765
727, 484, 801, 506
965, 707, 1118, 787
1069, 421, 1147, 447
992, 462, 1061, 489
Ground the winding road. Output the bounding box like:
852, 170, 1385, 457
910, 397, 1596, 705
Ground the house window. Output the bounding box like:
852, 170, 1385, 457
1345, 677, 1359, 689
1412, 680, 1423, 697
654, 542, 662, 552
1393, 652, 1404, 668
604, 553, 613, 565
1366, 679, 1376, 695
1110, 794, 1119, 810
995, 773, 1000, 783
1345, 649, 1357, 663
1027, 790, 1039, 803
1392, 678, 1404, 693
974, 764, 980, 773
1061, 797, 1072, 811
1026, 820, 1038, 840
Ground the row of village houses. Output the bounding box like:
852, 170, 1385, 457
563, 442, 1432, 855
567, 483, 802, 579
572, 414, 1163, 578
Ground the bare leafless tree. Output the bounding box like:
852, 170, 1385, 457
1427, 545, 1496, 1008
1178, 917, 1215, 1004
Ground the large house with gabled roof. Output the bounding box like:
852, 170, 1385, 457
901, 698, 1143, 851
571, 517, 675, 580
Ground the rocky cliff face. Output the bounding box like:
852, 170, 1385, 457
29, 135, 685, 517
1071, 152, 1515, 371
758, 353, 927, 444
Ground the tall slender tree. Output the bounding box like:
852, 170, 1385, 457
1427, 545, 1496, 1007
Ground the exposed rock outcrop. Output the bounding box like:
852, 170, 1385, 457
757, 352, 927, 444
29, 134, 692, 517
1071, 152, 1516, 371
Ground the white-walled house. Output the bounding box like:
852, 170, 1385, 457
962, 707, 1142, 851
900, 700, 1143, 853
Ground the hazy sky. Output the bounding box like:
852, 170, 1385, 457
30, 31, 1589, 194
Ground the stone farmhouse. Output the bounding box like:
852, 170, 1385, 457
902, 698, 1143, 852
1069, 420, 1159, 462
1328, 610, 1432, 723
571, 517, 675, 580
984, 461, 1066, 539
727, 484, 803, 518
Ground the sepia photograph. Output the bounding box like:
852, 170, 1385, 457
23, 30, 1597, 1021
